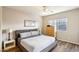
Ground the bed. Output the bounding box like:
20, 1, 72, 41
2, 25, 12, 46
15, 29, 57, 52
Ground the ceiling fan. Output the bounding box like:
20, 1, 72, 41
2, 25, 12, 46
42, 6, 53, 13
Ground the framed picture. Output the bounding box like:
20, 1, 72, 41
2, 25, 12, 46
24, 20, 36, 27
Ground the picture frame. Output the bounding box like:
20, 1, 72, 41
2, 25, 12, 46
24, 20, 36, 27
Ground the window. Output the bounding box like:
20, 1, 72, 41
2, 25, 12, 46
56, 18, 67, 31
48, 17, 68, 31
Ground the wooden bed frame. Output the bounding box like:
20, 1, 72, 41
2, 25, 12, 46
15, 29, 57, 52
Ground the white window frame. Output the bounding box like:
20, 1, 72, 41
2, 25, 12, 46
48, 17, 68, 32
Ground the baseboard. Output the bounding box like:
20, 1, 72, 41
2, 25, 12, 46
57, 39, 79, 45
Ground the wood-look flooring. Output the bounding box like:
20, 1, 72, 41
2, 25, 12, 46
52, 40, 79, 52
3, 46, 22, 52
4, 40, 79, 52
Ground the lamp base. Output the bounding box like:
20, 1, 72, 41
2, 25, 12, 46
8, 39, 10, 41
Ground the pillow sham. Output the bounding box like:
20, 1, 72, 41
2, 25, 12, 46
20, 32, 31, 39
31, 31, 40, 36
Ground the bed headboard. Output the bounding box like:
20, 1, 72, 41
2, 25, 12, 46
15, 29, 38, 33
15, 29, 39, 43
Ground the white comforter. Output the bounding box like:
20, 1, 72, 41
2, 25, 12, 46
21, 35, 56, 52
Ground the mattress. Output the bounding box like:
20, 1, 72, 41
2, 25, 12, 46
20, 35, 56, 52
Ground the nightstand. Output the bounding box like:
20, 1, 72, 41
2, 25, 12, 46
3, 40, 15, 51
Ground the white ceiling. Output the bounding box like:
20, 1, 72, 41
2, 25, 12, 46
6, 6, 79, 16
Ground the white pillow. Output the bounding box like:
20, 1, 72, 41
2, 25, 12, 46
20, 32, 31, 38
31, 31, 40, 36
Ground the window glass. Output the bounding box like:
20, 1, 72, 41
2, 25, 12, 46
48, 17, 67, 31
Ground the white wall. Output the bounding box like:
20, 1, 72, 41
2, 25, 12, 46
0, 7, 2, 51
42, 8, 79, 45
2, 7, 42, 41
